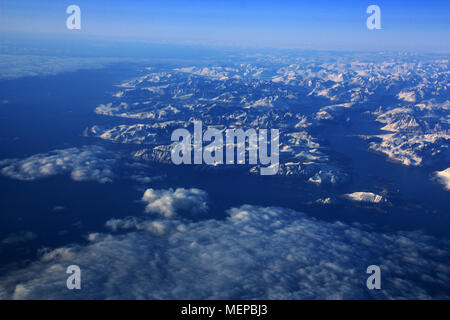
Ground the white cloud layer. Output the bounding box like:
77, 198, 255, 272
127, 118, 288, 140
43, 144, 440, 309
141, 188, 208, 217
0, 146, 118, 183
0, 55, 125, 80
0, 200, 448, 299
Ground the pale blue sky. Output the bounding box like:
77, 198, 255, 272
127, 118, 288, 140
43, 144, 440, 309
0, 0, 449, 51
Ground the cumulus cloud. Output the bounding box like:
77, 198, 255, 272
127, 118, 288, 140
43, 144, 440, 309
0, 200, 448, 300
0, 146, 118, 183
141, 188, 208, 217
433, 168, 450, 191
